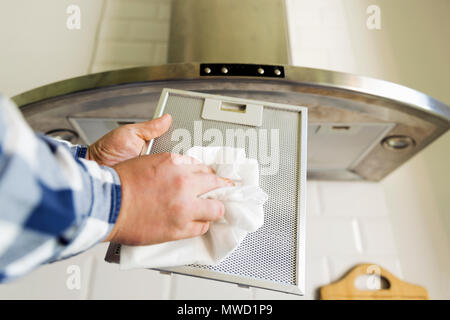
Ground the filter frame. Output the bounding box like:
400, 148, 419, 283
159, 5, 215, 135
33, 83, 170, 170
108, 88, 307, 295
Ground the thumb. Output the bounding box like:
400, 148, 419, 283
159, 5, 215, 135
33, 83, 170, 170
136, 113, 172, 140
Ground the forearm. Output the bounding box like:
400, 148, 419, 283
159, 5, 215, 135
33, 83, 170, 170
0, 95, 121, 283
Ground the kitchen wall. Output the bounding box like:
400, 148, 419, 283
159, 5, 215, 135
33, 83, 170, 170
0, 0, 170, 97
0, 0, 448, 299
354, 0, 450, 298
0, 0, 102, 97
286, 0, 450, 299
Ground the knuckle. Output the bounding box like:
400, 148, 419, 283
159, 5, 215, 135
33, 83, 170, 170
162, 152, 173, 162
167, 153, 182, 165
170, 198, 192, 221
169, 201, 184, 215
122, 125, 137, 137
172, 219, 190, 240
157, 152, 170, 161
173, 174, 188, 189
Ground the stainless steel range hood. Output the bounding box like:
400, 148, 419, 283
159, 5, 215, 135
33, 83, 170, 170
14, 63, 450, 181
12, 0, 450, 181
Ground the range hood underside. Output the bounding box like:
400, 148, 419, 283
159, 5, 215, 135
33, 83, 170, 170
15, 64, 450, 181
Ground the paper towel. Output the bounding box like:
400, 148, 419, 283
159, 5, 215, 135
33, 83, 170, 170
119, 146, 268, 270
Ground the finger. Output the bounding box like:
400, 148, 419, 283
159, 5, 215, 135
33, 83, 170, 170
192, 164, 215, 174
169, 154, 216, 174
185, 221, 211, 238
170, 153, 202, 166
149, 153, 206, 171
192, 199, 225, 221
135, 113, 172, 140
221, 177, 235, 186
167, 154, 218, 176
192, 173, 233, 195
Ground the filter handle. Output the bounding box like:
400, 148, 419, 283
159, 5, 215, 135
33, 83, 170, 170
201, 98, 263, 127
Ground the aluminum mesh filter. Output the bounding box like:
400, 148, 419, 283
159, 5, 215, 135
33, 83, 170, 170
150, 93, 300, 285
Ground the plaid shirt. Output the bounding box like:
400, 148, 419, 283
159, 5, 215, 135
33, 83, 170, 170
0, 95, 121, 283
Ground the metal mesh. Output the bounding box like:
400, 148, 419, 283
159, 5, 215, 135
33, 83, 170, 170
150, 93, 300, 285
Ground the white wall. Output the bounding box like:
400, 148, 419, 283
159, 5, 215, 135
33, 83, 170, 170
0, 0, 170, 98
287, 0, 450, 299
343, 0, 450, 299
0, 0, 103, 97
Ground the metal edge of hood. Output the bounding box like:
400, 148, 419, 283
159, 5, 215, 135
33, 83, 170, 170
10, 63, 450, 181
11, 63, 450, 125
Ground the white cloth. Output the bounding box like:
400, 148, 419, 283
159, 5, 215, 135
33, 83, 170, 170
119, 146, 268, 270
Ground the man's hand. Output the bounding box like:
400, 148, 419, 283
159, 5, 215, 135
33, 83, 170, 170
88, 113, 232, 245
86, 114, 172, 166
104, 153, 233, 245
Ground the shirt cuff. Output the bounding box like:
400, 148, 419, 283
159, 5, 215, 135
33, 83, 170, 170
70, 145, 88, 159
77, 145, 88, 159
102, 165, 122, 226
55, 163, 122, 259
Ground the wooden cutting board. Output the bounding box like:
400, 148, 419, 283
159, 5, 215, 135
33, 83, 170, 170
320, 263, 429, 300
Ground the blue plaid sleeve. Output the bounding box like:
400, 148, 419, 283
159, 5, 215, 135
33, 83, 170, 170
0, 95, 122, 283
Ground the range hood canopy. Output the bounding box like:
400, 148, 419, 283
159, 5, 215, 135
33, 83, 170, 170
13, 62, 450, 181
13, 0, 450, 181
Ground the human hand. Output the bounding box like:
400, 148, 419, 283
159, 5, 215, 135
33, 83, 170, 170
104, 153, 233, 245
86, 114, 172, 166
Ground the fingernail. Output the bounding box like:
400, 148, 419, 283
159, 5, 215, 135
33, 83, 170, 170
160, 113, 171, 121
222, 177, 234, 186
